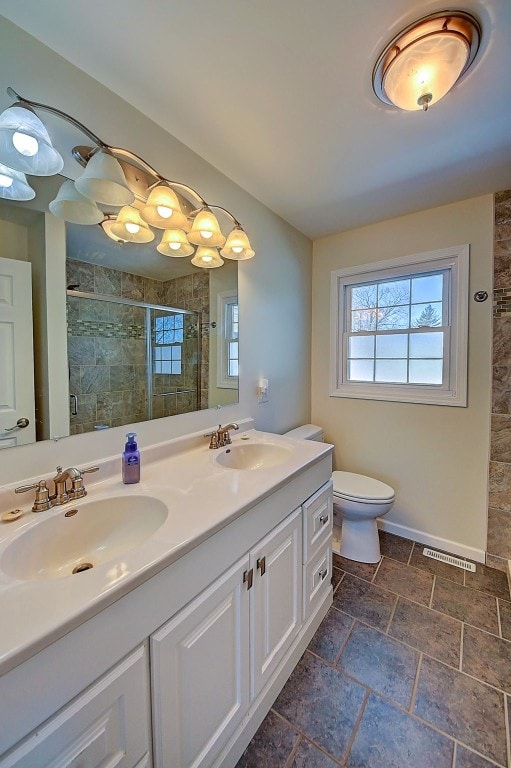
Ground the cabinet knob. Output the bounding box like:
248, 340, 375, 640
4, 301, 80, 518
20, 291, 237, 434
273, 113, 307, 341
319, 514, 329, 525
319, 568, 328, 581
257, 556, 266, 576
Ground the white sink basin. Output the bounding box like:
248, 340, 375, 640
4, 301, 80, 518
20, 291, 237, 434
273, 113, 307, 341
1, 495, 168, 581
214, 442, 293, 470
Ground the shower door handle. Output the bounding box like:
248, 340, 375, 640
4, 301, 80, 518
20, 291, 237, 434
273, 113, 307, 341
70, 394, 78, 416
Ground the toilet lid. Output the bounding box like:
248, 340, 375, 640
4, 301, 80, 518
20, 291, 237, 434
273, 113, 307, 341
332, 471, 395, 502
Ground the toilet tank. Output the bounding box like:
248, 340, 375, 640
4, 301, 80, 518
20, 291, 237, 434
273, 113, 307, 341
284, 424, 324, 441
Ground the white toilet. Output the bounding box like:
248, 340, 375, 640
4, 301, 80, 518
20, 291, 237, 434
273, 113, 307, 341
284, 424, 395, 563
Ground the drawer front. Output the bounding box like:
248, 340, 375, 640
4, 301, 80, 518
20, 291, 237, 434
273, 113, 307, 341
0, 646, 150, 768
303, 543, 332, 621
302, 480, 333, 563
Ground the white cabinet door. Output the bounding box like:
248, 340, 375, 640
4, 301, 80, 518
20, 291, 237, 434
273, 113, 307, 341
250, 507, 302, 700
0, 646, 150, 768
151, 555, 250, 768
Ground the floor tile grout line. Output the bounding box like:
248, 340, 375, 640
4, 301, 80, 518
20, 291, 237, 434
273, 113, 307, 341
283, 734, 302, 768
497, 597, 503, 639
270, 708, 344, 767
429, 574, 436, 609
451, 741, 457, 768
342, 688, 370, 766
408, 651, 423, 715
453, 740, 504, 768
459, 621, 464, 672
332, 616, 356, 668
384, 593, 399, 635
370, 556, 383, 583
407, 542, 415, 566
504, 694, 511, 768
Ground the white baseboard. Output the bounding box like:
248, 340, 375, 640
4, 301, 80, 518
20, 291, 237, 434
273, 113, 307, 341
378, 518, 486, 564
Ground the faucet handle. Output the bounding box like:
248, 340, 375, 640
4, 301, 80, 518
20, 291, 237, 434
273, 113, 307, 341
15, 480, 52, 513
204, 431, 220, 449
68, 466, 99, 500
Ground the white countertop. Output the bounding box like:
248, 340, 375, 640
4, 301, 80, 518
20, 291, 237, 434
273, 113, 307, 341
0, 425, 332, 676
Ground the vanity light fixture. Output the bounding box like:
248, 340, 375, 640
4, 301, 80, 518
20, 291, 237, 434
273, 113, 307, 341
48, 179, 104, 225
157, 228, 195, 258
74, 149, 135, 207
220, 226, 256, 260
0, 87, 255, 268
0, 101, 64, 174
0, 162, 35, 201
191, 246, 224, 269
372, 11, 481, 111
110, 205, 155, 244
187, 207, 226, 247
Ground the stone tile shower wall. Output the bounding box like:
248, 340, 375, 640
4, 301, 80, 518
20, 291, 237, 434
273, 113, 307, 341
66, 260, 209, 434
488, 190, 511, 571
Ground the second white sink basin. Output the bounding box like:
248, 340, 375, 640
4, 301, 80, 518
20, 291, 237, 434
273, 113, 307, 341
214, 442, 293, 470
1, 495, 168, 581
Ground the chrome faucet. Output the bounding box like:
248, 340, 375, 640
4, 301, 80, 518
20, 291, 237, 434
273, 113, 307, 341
205, 423, 239, 449
15, 465, 100, 512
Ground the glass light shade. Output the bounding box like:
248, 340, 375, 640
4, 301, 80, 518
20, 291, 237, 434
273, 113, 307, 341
157, 229, 194, 257
49, 179, 104, 224
0, 162, 35, 201
220, 227, 255, 260
383, 32, 470, 110
187, 208, 226, 247
110, 206, 155, 243
140, 185, 188, 229
0, 105, 64, 176
75, 150, 135, 206
191, 246, 224, 269
101, 216, 128, 243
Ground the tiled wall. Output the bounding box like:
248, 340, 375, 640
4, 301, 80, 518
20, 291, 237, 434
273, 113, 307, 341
488, 190, 511, 571
66, 260, 209, 434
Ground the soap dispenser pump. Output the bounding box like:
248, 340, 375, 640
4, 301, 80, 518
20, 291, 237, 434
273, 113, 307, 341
122, 432, 140, 484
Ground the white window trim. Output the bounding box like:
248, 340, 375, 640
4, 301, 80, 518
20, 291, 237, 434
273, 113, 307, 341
329, 245, 469, 406
216, 290, 238, 389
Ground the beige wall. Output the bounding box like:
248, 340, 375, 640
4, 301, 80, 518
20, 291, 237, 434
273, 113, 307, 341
0, 21, 312, 485
312, 196, 494, 559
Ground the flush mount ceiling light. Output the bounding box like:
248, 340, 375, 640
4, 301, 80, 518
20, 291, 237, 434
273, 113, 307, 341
0, 87, 255, 269
373, 11, 481, 111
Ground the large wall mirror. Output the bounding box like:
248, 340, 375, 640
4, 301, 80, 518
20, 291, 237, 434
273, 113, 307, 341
0, 176, 238, 449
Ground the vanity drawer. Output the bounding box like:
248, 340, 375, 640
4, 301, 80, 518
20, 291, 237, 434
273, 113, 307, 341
302, 480, 333, 563
303, 541, 332, 621
0, 645, 151, 768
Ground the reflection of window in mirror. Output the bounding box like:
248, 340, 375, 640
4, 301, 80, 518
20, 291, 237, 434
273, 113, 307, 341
153, 313, 184, 375
218, 291, 239, 389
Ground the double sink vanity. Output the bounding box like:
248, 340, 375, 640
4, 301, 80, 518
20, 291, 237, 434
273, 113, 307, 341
0, 421, 333, 768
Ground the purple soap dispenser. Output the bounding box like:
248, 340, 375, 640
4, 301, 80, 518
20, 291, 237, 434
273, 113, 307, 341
122, 432, 140, 484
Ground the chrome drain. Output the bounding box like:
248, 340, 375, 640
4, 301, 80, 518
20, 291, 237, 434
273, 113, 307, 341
72, 562, 93, 574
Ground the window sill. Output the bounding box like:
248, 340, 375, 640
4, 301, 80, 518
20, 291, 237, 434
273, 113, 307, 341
330, 383, 467, 407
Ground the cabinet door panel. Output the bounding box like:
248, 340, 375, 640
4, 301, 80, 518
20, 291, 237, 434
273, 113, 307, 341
0, 646, 150, 768
151, 556, 250, 768
250, 508, 302, 699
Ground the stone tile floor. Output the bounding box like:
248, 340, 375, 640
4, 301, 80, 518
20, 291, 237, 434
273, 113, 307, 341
236, 531, 511, 768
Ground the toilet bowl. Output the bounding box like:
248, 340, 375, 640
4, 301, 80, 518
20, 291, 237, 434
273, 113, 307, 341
284, 424, 395, 563
332, 471, 395, 563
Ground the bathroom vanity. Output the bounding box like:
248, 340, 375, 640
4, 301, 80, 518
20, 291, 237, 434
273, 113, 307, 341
0, 425, 333, 767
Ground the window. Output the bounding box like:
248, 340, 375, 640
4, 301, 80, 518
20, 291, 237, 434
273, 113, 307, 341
330, 245, 469, 406
217, 291, 239, 388
153, 312, 183, 375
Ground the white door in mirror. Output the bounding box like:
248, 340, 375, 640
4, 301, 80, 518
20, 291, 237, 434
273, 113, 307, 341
0, 257, 36, 447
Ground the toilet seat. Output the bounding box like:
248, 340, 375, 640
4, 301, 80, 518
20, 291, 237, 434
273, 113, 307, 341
332, 471, 395, 503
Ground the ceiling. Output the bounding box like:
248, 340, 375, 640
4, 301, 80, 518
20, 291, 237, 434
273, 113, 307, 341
1, 0, 511, 240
